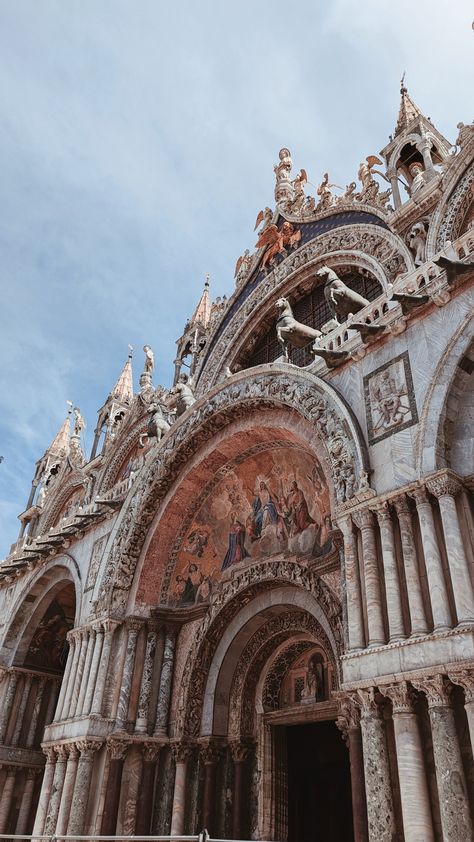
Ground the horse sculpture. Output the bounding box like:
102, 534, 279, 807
275, 297, 322, 362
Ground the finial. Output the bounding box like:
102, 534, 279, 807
128, 343, 133, 359
400, 70, 406, 93
204, 273, 210, 289
66, 400, 73, 416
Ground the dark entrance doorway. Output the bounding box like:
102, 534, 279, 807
285, 720, 353, 842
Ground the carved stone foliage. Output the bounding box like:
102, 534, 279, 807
96, 368, 365, 615
196, 223, 412, 389
262, 640, 314, 711
436, 161, 474, 251
85, 533, 109, 592
363, 350, 418, 445
175, 559, 343, 739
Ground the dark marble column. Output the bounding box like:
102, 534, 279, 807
356, 688, 396, 842
337, 698, 368, 842
66, 739, 101, 835
0, 765, 17, 833
100, 738, 128, 835
200, 740, 222, 834
154, 626, 178, 736
31, 747, 56, 835
230, 739, 253, 840
135, 743, 161, 835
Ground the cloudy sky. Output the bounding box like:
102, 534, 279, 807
0, 0, 472, 556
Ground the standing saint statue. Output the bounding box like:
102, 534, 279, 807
143, 345, 154, 374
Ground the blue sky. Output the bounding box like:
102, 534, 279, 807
0, 0, 472, 557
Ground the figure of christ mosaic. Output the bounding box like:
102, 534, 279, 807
169, 447, 333, 607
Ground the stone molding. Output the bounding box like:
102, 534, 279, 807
380, 681, 415, 714
447, 670, 474, 703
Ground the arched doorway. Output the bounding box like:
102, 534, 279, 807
0, 571, 76, 835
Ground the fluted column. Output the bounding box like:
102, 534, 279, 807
355, 688, 396, 842
375, 504, 405, 641
427, 474, 474, 624
337, 699, 368, 842
66, 739, 101, 834
170, 742, 193, 837
136, 743, 161, 835
230, 739, 253, 840
353, 510, 385, 645
116, 620, 140, 730
136, 623, 158, 733
0, 765, 17, 832
101, 738, 128, 834
15, 768, 40, 835
154, 625, 177, 735
55, 632, 76, 720
32, 747, 56, 836
11, 672, 33, 745
393, 496, 428, 635
83, 623, 104, 715
412, 676, 473, 841
410, 488, 451, 630
70, 630, 88, 718
26, 676, 47, 748
200, 740, 222, 835
56, 744, 79, 836
0, 671, 18, 742
44, 744, 68, 833
447, 670, 474, 756
382, 682, 434, 842
338, 515, 365, 650
90, 619, 119, 716
76, 628, 96, 715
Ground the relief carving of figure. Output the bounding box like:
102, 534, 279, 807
408, 221, 427, 265
370, 369, 408, 429
301, 655, 324, 702
317, 266, 369, 323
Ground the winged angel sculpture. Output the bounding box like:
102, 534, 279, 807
255, 221, 301, 270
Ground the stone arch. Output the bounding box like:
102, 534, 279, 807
175, 559, 342, 739
426, 153, 474, 257
40, 473, 88, 532
95, 417, 148, 494
97, 365, 367, 616
0, 558, 81, 667
416, 312, 474, 475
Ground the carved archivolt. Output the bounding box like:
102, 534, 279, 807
95, 367, 367, 615
430, 156, 474, 255
175, 559, 343, 739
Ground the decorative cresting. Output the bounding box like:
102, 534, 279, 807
432, 157, 474, 254
196, 223, 413, 390
228, 612, 337, 737
176, 559, 343, 739
97, 366, 367, 615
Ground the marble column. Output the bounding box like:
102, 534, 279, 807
388, 169, 402, 208
136, 624, 158, 733
0, 765, 16, 833
200, 740, 222, 835
70, 630, 88, 718
338, 515, 365, 650
154, 626, 177, 735
412, 675, 473, 841
15, 768, 39, 835
67, 739, 100, 835
116, 621, 140, 730
337, 699, 368, 842
136, 743, 161, 835
375, 504, 405, 641
11, 672, 33, 745
44, 744, 68, 834
410, 489, 451, 630
26, 676, 47, 748
447, 670, 474, 757
83, 623, 104, 715
101, 739, 128, 834
427, 474, 474, 624
0, 671, 18, 742
416, 137, 436, 181
55, 632, 76, 721
353, 510, 385, 645
170, 742, 193, 837
393, 496, 428, 635
230, 739, 253, 840
62, 630, 81, 719
382, 682, 434, 842
44, 678, 61, 727
76, 628, 96, 715
355, 688, 396, 842
56, 744, 79, 836
32, 747, 56, 836
91, 619, 118, 716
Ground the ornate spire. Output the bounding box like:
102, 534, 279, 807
394, 75, 424, 137
47, 416, 70, 458
190, 274, 211, 328
111, 347, 134, 403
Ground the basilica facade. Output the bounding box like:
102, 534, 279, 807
0, 86, 473, 842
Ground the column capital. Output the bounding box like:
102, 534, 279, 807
43, 746, 56, 764
55, 744, 69, 761
142, 741, 162, 763
66, 743, 80, 760
351, 687, 383, 719
106, 737, 129, 760
380, 681, 415, 714
426, 472, 463, 499
76, 738, 102, 759
392, 494, 411, 516
352, 508, 375, 530
447, 670, 474, 704
335, 513, 354, 535
171, 740, 194, 764
411, 675, 452, 709
229, 738, 254, 763
101, 618, 122, 634
337, 695, 361, 733
409, 487, 430, 506
199, 739, 224, 765
372, 501, 394, 526
126, 618, 143, 634
26, 766, 43, 779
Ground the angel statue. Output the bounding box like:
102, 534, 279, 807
357, 155, 390, 201
255, 221, 301, 271
316, 172, 341, 210
254, 207, 273, 234
290, 169, 308, 213
234, 249, 253, 286
143, 344, 154, 374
